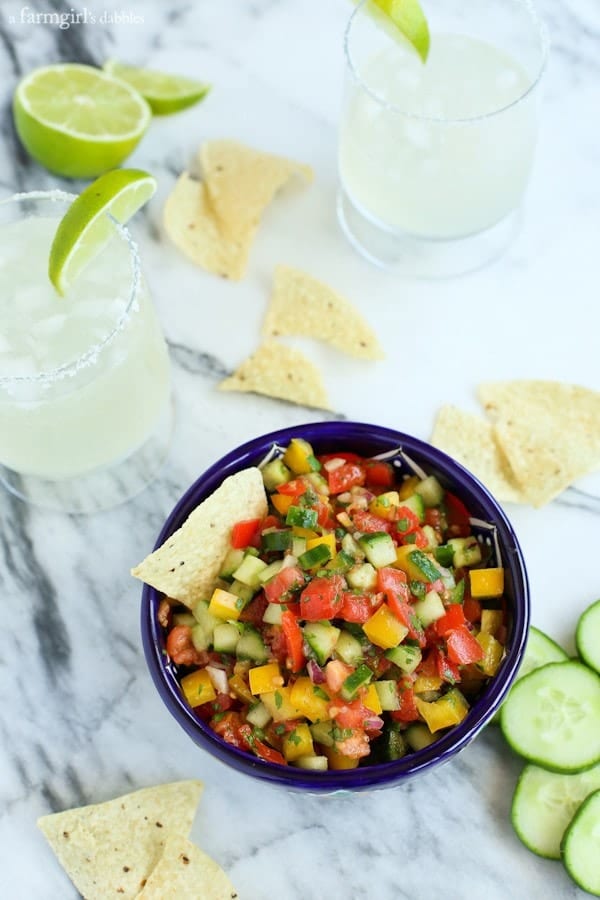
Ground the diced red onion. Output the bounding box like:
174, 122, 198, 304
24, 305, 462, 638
306, 659, 326, 684
206, 665, 229, 694
364, 715, 384, 731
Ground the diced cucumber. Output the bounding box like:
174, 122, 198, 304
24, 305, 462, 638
262, 602, 284, 625
232, 554, 268, 588
413, 590, 445, 627
510, 762, 600, 860
398, 492, 425, 523
309, 721, 335, 748
286, 505, 318, 529
417, 475, 444, 508
447, 536, 482, 568
258, 559, 284, 584
358, 532, 397, 568
298, 543, 332, 570
340, 663, 372, 701
261, 458, 292, 491
447, 579, 465, 605
292, 536, 307, 558
191, 623, 211, 652
561, 789, 600, 896
193, 599, 221, 634
374, 723, 407, 761
293, 755, 329, 771
576, 598, 600, 675
212, 622, 241, 654
397, 548, 443, 583
341, 532, 365, 560
405, 722, 436, 751
172, 611, 196, 627
346, 562, 377, 591
236, 627, 269, 663
421, 525, 439, 548
305, 471, 329, 494
500, 661, 600, 773
374, 680, 400, 711
385, 644, 422, 674
434, 545, 454, 568
219, 547, 245, 579
228, 579, 256, 605
303, 621, 340, 666
261, 529, 292, 552
335, 630, 364, 666
327, 550, 355, 574
246, 701, 272, 729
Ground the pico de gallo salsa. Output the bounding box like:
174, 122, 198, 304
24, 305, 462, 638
160, 438, 508, 770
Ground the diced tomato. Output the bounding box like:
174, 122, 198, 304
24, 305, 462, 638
300, 574, 345, 621
194, 692, 236, 721
263, 566, 305, 604
276, 477, 311, 496
281, 609, 305, 673
394, 506, 421, 535
339, 591, 383, 624
239, 592, 268, 626
252, 739, 287, 765
364, 460, 395, 489
403, 527, 429, 549
231, 518, 261, 549
416, 651, 438, 678
433, 647, 461, 683
435, 604, 467, 636
390, 684, 420, 723
325, 659, 354, 693
210, 712, 252, 750
261, 514, 281, 531
335, 729, 370, 759
166, 626, 207, 667
424, 508, 442, 528
327, 462, 366, 495
376, 567, 410, 603
444, 492, 471, 538
318, 452, 364, 465
446, 625, 485, 665
463, 595, 482, 624
313, 497, 336, 529
263, 625, 288, 666
366, 648, 393, 678
352, 509, 393, 535
385, 594, 426, 647
329, 697, 373, 730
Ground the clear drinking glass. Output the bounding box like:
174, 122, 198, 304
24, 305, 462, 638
337, 0, 548, 278
0, 191, 173, 513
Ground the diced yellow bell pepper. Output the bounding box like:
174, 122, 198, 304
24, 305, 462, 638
261, 686, 303, 722
306, 534, 337, 557
480, 609, 503, 636
362, 683, 383, 715
369, 491, 400, 521
271, 493, 294, 516
180, 669, 217, 708
228, 672, 254, 705
413, 673, 443, 694
292, 526, 319, 540
208, 587, 243, 621
415, 688, 469, 733
283, 438, 317, 475
324, 746, 360, 770
469, 567, 504, 598
363, 603, 408, 650
249, 662, 283, 695
289, 677, 331, 722
476, 632, 504, 676
398, 475, 420, 500
283, 723, 315, 761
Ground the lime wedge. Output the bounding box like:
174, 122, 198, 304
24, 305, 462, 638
104, 60, 211, 115
364, 0, 430, 63
13, 64, 151, 179
49, 169, 157, 296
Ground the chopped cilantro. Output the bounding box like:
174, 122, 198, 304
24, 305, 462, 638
274, 690, 283, 709
287, 729, 302, 746
312, 686, 329, 700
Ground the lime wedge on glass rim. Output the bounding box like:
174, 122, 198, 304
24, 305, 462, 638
103, 59, 211, 115
49, 169, 157, 296
13, 64, 151, 179
361, 0, 430, 62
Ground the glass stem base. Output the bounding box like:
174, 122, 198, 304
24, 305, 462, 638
0, 396, 175, 514
337, 185, 522, 279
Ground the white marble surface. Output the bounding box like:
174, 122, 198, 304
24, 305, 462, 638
1, 1, 599, 898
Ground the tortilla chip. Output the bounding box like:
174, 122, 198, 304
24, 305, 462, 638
131, 468, 267, 607
37, 781, 203, 900
137, 835, 238, 900
431, 405, 526, 504
218, 340, 330, 410
262, 265, 384, 360
163, 172, 252, 280
478, 381, 600, 507
200, 139, 313, 241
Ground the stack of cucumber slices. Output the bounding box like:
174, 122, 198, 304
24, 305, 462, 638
499, 599, 600, 896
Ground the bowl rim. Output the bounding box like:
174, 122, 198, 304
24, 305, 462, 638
141, 420, 530, 791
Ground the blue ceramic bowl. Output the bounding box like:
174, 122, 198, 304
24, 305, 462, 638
141, 421, 529, 792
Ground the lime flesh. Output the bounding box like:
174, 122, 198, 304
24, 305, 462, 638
365, 0, 430, 62
104, 60, 211, 115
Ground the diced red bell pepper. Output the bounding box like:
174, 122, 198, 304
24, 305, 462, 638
352, 509, 394, 535
446, 625, 485, 665
340, 591, 383, 624
252, 739, 287, 765
364, 460, 395, 489
281, 609, 306, 673
433, 647, 461, 683
463, 595, 482, 624
444, 492, 471, 538
263, 566, 305, 604
435, 604, 467, 637
230, 518, 262, 549
300, 574, 345, 621
327, 462, 366, 494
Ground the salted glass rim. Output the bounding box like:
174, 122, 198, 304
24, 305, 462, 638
344, 0, 549, 125
0, 189, 141, 386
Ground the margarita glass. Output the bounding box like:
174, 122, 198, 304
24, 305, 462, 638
0, 191, 172, 512
338, 0, 548, 277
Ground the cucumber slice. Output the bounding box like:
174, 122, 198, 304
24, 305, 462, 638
236, 627, 269, 663
303, 621, 340, 666
346, 562, 377, 591
500, 661, 600, 773
417, 475, 444, 507
511, 762, 600, 859
576, 599, 600, 675
335, 630, 364, 666
561, 789, 600, 896
358, 532, 397, 568
212, 622, 240, 654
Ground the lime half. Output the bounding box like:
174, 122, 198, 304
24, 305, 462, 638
13, 64, 151, 179
365, 0, 430, 63
104, 59, 211, 115
49, 169, 157, 296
